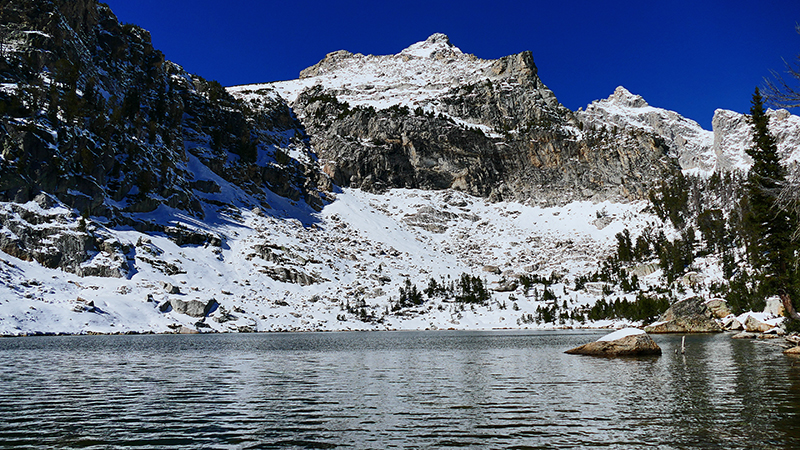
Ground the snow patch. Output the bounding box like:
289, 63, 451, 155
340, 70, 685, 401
597, 327, 645, 342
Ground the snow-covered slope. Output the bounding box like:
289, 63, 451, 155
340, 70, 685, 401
233, 33, 536, 113
0, 185, 670, 335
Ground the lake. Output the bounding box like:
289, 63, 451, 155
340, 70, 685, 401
1, 330, 798, 449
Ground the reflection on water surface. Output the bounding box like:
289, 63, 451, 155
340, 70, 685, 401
0, 330, 798, 449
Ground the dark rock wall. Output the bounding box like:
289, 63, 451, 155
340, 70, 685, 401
295, 69, 678, 204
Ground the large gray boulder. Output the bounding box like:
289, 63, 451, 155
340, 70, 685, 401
645, 296, 723, 333
160, 298, 219, 318
566, 329, 661, 356
744, 315, 775, 333
705, 298, 732, 319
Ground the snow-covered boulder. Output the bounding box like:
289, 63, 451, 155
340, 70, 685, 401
722, 315, 743, 331
764, 296, 786, 317
744, 315, 777, 333
161, 298, 219, 318
565, 328, 661, 356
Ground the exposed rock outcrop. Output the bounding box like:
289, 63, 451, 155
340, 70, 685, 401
160, 298, 219, 318
0, 195, 130, 277
712, 107, 800, 173
577, 87, 800, 175
708, 107, 800, 172
645, 297, 723, 333
705, 299, 732, 319
566, 328, 661, 356
578, 87, 715, 173
0, 0, 328, 226
235, 34, 678, 205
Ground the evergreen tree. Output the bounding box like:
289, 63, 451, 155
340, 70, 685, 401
744, 87, 796, 298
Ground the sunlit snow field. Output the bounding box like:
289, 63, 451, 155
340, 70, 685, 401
0, 185, 705, 336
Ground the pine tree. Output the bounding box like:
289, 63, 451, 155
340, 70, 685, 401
744, 87, 795, 300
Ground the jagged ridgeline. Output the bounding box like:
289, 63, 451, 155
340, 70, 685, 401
0, 0, 329, 221
232, 33, 680, 204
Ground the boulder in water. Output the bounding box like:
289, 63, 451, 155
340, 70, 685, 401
784, 346, 800, 355
566, 328, 662, 356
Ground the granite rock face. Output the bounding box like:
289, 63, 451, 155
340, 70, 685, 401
645, 297, 723, 333
578, 86, 716, 173
566, 332, 662, 356
238, 34, 679, 206
0, 0, 328, 222
577, 87, 800, 175
705, 299, 732, 319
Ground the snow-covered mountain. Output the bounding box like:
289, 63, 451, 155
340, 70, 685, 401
237, 33, 562, 120
710, 107, 800, 172
233, 34, 677, 206
1, 2, 799, 336
578, 86, 800, 174
577, 87, 716, 174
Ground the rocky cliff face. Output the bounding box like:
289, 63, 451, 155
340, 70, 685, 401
577, 87, 716, 173
232, 34, 679, 205
710, 107, 800, 172
578, 86, 800, 174
0, 0, 329, 275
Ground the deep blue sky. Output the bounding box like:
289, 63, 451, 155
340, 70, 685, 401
103, 0, 800, 129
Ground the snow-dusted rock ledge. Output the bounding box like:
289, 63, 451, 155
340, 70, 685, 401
565, 328, 662, 356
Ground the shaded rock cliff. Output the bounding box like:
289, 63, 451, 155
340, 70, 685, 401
0, 0, 329, 274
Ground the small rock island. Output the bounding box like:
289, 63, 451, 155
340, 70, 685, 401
566, 328, 662, 356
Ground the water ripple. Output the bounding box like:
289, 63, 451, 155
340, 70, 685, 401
0, 331, 799, 449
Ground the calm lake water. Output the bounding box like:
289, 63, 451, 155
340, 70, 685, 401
1, 330, 799, 449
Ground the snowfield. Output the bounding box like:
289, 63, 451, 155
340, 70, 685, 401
0, 187, 685, 336
231, 34, 495, 112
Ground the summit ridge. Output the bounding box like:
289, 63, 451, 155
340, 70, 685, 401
400, 33, 462, 58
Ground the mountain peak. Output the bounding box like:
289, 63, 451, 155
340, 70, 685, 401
425, 33, 452, 45
608, 86, 649, 108
400, 33, 463, 58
